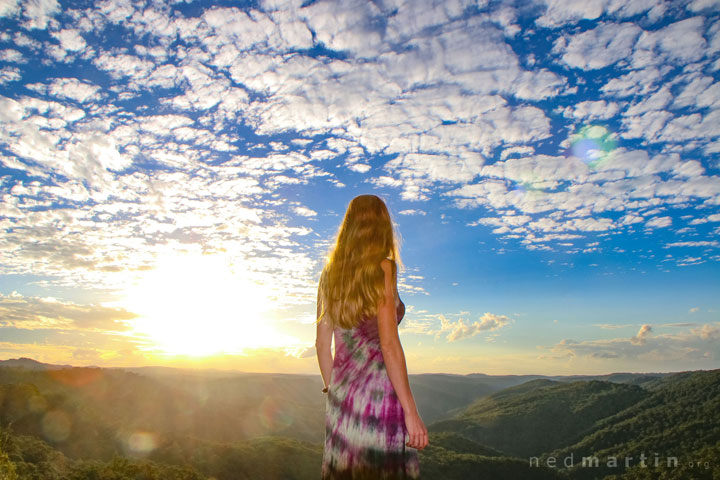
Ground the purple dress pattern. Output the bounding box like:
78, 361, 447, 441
321, 299, 420, 479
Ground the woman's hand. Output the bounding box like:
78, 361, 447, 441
404, 410, 428, 450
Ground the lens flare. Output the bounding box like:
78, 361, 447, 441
42, 410, 72, 442
127, 431, 158, 455
569, 124, 617, 168
510, 177, 547, 199
49, 367, 103, 387
258, 396, 293, 430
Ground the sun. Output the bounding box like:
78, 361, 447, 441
121, 249, 282, 357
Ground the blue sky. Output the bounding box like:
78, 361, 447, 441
0, 0, 718, 375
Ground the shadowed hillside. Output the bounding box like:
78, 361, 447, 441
393, 373, 548, 424
429, 379, 648, 458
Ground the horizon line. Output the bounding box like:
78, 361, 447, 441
0, 357, 713, 378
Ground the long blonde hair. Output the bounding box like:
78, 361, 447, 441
317, 195, 403, 330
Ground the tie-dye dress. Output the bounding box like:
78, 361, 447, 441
321, 299, 421, 479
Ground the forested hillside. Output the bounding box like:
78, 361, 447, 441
429, 379, 648, 458
545, 369, 720, 479
429, 369, 720, 479
0, 362, 717, 479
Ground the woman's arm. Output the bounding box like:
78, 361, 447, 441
315, 276, 334, 390
377, 259, 419, 416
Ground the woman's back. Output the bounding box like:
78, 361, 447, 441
316, 195, 426, 478
330, 298, 405, 394
321, 295, 420, 478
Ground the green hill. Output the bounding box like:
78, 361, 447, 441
400, 373, 533, 424
429, 379, 648, 458
544, 369, 720, 479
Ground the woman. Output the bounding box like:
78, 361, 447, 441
315, 194, 428, 479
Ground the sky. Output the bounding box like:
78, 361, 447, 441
0, 0, 719, 376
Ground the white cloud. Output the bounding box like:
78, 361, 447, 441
0, 291, 136, 331
689, 213, 720, 224
548, 322, 719, 364
695, 323, 719, 340
673, 74, 716, 109
657, 110, 720, 143
434, 312, 510, 342
557, 22, 642, 70
620, 110, 672, 141
0, 48, 24, 63
202, 6, 312, 52
562, 100, 621, 120
536, 0, 606, 28
645, 216, 672, 228
631, 17, 707, 69
53, 29, 87, 52
293, 206, 317, 217
48, 78, 101, 103
445, 143, 719, 244
398, 209, 426, 216
665, 241, 719, 248
385, 152, 485, 186
301, 0, 386, 56
22, 0, 59, 29
687, 0, 720, 12
93, 52, 154, 81
481, 154, 589, 186
383, 0, 474, 42
624, 87, 672, 116
0, 0, 21, 18
95, 0, 135, 24
601, 67, 667, 97
630, 324, 652, 345
0, 95, 137, 186
0, 66, 21, 84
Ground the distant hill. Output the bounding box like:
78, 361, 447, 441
0, 357, 71, 370
548, 372, 671, 386
397, 373, 546, 424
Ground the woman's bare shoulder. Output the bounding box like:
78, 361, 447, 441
380, 258, 396, 275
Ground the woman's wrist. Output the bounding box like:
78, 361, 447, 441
401, 400, 419, 416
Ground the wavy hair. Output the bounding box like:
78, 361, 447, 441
316, 195, 403, 330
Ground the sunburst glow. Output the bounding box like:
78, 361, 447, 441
122, 249, 282, 357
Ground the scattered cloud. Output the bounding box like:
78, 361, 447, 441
432, 312, 511, 342
548, 322, 719, 363
645, 216, 672, 228
630, 324, 652, 345
665, 241, 719, 248
0, 291, 137, 331
0, 0, 718, 371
